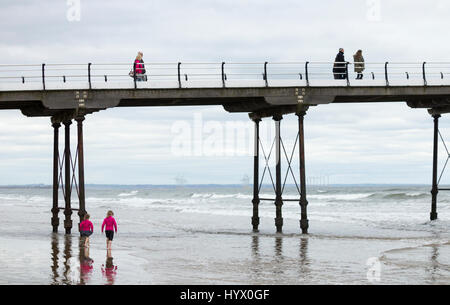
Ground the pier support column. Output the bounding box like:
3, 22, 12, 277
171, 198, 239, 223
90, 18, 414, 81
251, 117, 261, 232
297, 110, 309, 234
431, 114, 440, 221
76, 116, 87, 228
51, 120, 61, 233
63, 120, 72, 235
273, 114, 283, 233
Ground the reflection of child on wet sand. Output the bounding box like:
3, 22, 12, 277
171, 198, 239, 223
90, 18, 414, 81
101, 210, 118, 250
79, 214, 94, 247
101, 257, 118, 285
81, 257, 94, 279
79, 247, 94, 284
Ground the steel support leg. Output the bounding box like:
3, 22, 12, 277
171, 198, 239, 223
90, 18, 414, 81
273, 115, 283, 233
297, 111, 309, 234
76, 116, 87, 228
63, 120, 72, 235
252, 118, 261, 232
431, 114, 440, 221
51, 121, 60, 233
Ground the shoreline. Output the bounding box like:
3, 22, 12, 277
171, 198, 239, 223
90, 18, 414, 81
0, 208, 448, 285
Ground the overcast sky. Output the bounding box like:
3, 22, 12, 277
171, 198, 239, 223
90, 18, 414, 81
1, 0, 450, 185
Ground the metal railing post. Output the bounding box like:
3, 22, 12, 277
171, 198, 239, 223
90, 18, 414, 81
133, 61, 137, 89
221, 62, 226, 88
384, 62, 389, 86
264, 61, 268, 87
423, 62, 427, 86
345, 62, 350, 86
178, 62, 182, 89
88, 63, 92, 89
42, 63, 46, 90
305, 62, 309, 87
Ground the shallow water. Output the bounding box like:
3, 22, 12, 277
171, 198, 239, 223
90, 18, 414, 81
0, 185, 449, 284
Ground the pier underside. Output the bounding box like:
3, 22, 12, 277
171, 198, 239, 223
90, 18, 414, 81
1, 85, 450, 116
1, 85, 450, 234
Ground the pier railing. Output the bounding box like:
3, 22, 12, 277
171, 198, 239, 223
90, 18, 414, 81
1, 61, 450, 90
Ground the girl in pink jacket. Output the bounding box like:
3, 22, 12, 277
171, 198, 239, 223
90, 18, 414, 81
79, 214, 93, 248
102, 210, 118, 250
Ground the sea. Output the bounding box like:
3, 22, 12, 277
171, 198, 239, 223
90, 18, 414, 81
0, 184, 448, 285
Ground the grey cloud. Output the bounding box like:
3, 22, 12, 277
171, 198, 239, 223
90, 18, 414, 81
1, 0, 450, 184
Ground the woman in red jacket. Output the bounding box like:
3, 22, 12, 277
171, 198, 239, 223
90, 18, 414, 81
134, 52, 146, 81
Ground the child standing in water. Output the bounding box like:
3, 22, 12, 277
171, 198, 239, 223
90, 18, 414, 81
80, 214, 94, 248
102, 210, 118, 250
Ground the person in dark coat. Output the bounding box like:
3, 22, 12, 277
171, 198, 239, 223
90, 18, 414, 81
333, 48, 347, 79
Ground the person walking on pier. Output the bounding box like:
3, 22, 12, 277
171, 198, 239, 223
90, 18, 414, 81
353, 50, 365, 80
134, 52, 147, 82
138, 51, 147, 81
102, 210, 118, 250
80, 214, 94, 248
333, 48, 347, 79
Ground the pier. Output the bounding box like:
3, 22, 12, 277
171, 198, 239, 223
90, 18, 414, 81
1, 61, 450, 234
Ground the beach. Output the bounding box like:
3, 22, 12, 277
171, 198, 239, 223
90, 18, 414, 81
0, 185, 449, 285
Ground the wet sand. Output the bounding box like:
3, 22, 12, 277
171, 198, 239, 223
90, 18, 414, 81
0, 205, 449, 285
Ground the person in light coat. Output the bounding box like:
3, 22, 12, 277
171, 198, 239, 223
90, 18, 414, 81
353, 50, 365, 80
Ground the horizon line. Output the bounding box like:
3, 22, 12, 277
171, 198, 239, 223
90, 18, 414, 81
0, 183, 436, 187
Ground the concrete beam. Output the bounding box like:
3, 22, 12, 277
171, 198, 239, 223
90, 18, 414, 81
3, 85, 450, 117
428, 107, 450, 115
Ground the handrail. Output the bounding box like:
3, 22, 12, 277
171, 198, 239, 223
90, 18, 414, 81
0, 64, 42, 67
2, 61, 450, 67
1, 61, 450, 89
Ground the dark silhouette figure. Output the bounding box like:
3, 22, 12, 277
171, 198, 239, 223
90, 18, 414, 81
333, 48, 347, 79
